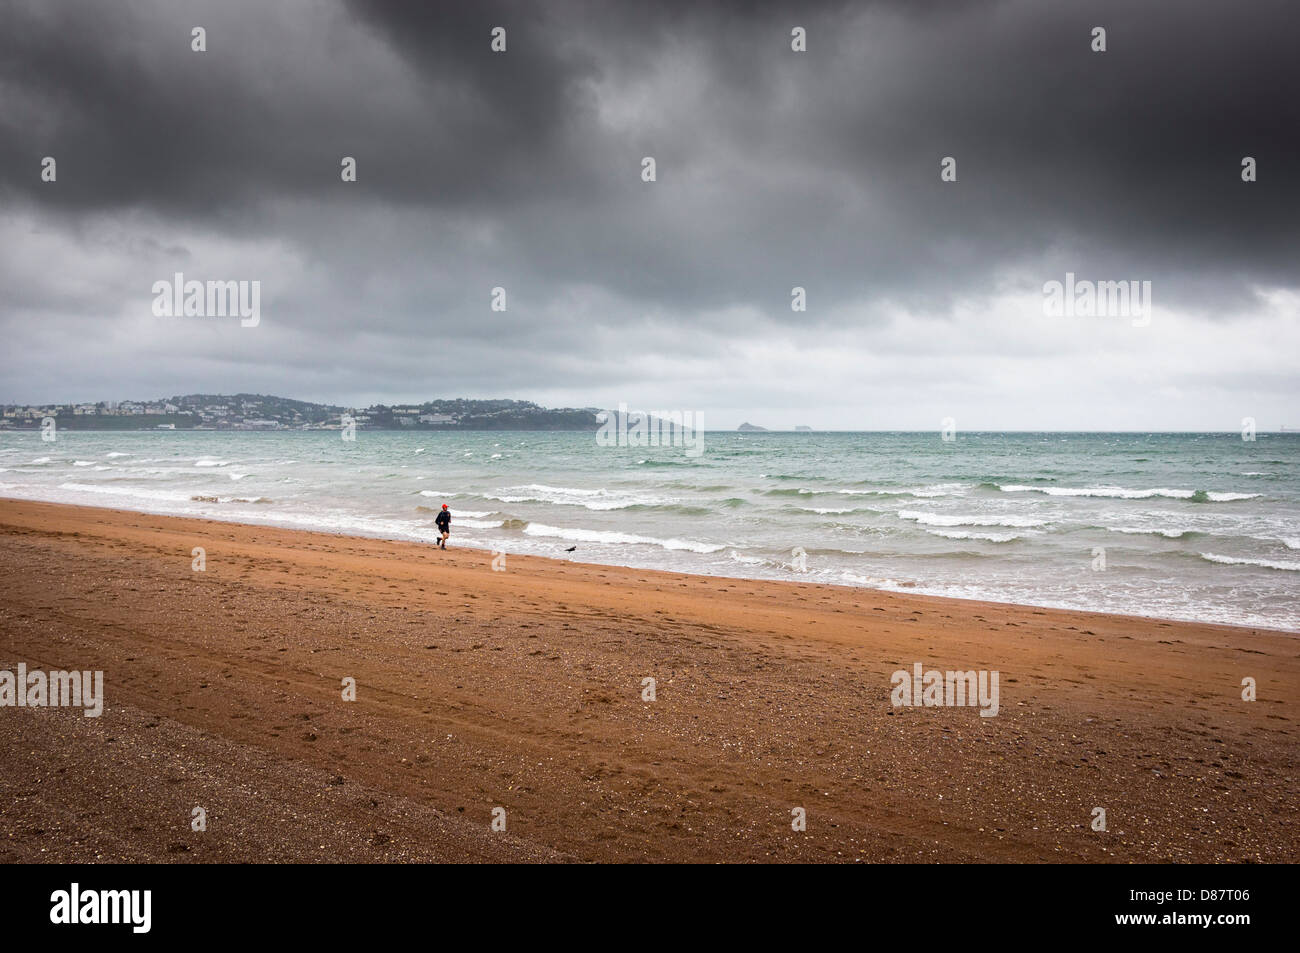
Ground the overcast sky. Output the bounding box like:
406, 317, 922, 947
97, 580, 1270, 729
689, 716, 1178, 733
2, 0, 1297, 429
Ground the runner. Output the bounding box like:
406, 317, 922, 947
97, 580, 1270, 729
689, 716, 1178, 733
435, 503, 450, 549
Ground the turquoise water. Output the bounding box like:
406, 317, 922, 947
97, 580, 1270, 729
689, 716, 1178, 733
2, 430, 1297, 631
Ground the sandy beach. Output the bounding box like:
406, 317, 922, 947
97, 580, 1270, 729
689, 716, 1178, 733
0, 497, 1295, 863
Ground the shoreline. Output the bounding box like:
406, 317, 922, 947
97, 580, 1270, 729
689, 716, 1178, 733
1, 497, 1296, 862
2, 493, 1292, 636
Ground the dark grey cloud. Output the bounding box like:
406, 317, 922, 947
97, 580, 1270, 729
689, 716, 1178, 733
0, 0, 1296, 427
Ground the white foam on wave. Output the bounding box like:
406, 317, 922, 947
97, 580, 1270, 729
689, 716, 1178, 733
837, 571, 907, 588
194, 458, 229, 467
31, 457, 50, 464
456, 518, 503, 529
925, 529, 1022, 542
522, 522, 725, 553
1107, 526, 1191, 539
448, 509, 493, 518
487, 484, 671, 511
1280, 538, 1300, 551
73, 460, 95, 467
417, 489, 457, 498
797, 506, 855, 514
999, 484, 1258, 502
899, 509, 1048, 528
910, 483, 969, 498
217, 507, 434, 541
1200, 552, 1300, 572
123, 467, 194, 478
105, 452, 130, 458
832, 483, 965, 498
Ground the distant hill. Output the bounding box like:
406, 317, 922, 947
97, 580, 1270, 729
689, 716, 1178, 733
737, 422, 768, 432
0, 393, 604, 432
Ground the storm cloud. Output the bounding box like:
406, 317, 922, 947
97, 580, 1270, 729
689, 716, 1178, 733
1, 0, 1296, 428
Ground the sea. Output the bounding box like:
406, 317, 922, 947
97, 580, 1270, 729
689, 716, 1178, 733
1, 430, 1296, 632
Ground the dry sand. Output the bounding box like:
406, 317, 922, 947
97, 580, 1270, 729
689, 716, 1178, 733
0, 498, 1295, 863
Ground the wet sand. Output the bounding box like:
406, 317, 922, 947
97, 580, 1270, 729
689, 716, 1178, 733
0, 497, 1295, 862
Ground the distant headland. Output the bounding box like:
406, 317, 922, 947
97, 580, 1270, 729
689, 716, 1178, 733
0, 394, 603, 432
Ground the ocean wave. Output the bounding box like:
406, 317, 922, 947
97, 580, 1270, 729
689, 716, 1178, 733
925, 529, 1023, 542
898, 509, 1049, 528
487, 484, 672, 511
829, 484, 968, 499
1280, 538, 1300, 551
194, 458, 230, 467
416, 489, 458, 498
837, 571, 912, 588
1106, 526, 1199, 539
647, 503, 716, 517
105, 452, 131, 458
1200, 552, 1300, 572
910, 483, 970, 498
457, 518, 503, 529
31, 457, 50, 464
73, 460, 95, 467
118, 467, 194, 477
521, 522, 725, 553
998, 484, 1258, 502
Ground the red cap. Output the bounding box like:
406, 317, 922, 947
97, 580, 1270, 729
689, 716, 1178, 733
442, 504, 448, 509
